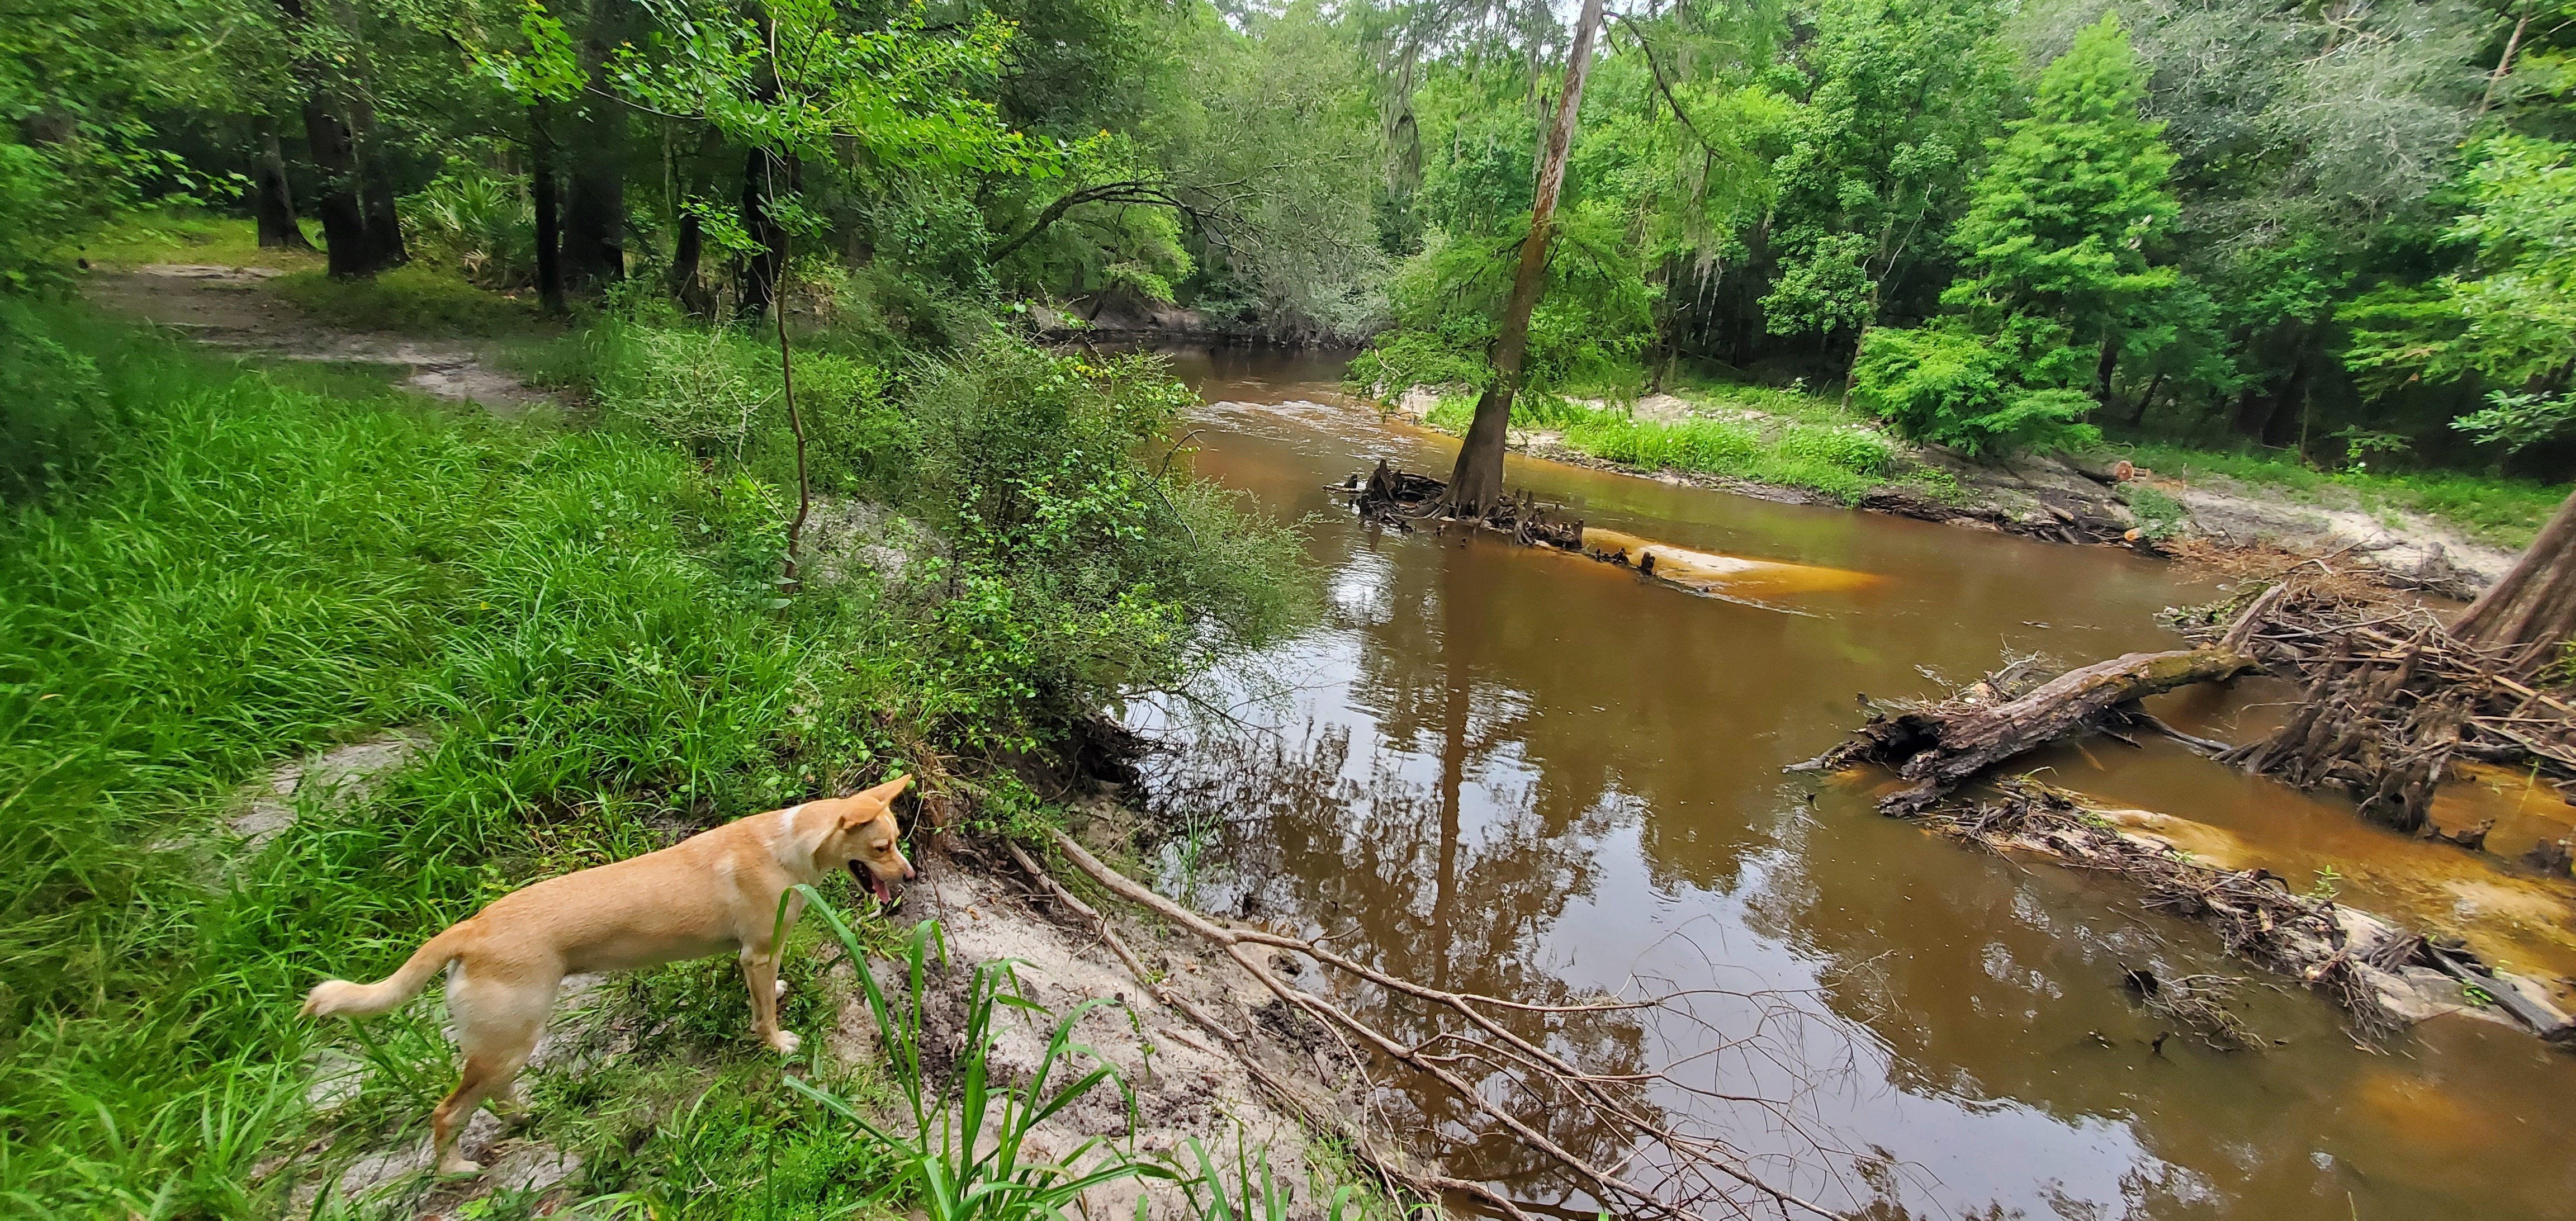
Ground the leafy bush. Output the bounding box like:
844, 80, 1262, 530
0, 297, 114, 498
400, 172, 537, 290
0, 138, 82, 289
1849, 319, 2101, 455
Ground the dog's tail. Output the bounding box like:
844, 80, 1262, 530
300, 926, 469, 1020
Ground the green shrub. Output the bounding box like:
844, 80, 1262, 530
2122, 482, 2188, 539
0, 297, 115, 498
1850, 318, 2101, 455
400, 172, 538, 290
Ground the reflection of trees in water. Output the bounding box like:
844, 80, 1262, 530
1140, 715, 1873, 1215
1140, 711, 1643, 1200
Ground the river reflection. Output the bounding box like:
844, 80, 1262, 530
1130, 347, 2576, 1220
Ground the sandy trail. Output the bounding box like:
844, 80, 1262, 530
82, 263, 546, 414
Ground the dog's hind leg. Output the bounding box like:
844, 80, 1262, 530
430, 958, 558, 1176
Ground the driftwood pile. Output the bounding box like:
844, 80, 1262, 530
1334, 460, 1586, 551
2186, 579, 2576, 839
1938, 782, 2573, 1043
1789, 584, 2576, 1044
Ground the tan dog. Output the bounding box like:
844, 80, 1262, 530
301, 774, 916, 1176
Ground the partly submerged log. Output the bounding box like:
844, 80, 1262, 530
1935, 782, 2575, 1044
1793, 646, 2260, 816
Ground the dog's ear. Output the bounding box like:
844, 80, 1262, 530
841, 773, 913, 823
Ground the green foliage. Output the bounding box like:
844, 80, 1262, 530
1944, 14, 2181, 338
1850, 317, 2101, 453
401, 172, 539, 290
0, 297, 114, 498
2120, 482, 2187, 540
2350, 135, 2576, 451
1362, 209, 1656, 396
1759, 0, 2021, 340
0, 304, 1311, 1212
1850, 15, 2176, 453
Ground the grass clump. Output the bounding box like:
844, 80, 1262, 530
75, 206, 323, 270
274, 264, 543, 335
2122, 482, 2188, 540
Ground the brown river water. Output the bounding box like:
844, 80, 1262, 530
1133, 346, 2576, 1220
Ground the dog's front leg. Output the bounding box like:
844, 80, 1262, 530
740, 944, 801, 1054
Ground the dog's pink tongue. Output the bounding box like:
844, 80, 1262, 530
872, 875, 892, 904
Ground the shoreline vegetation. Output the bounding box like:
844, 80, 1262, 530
1357, 373, 2566, 585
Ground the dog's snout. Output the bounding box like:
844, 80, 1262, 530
902, 863, 918, 881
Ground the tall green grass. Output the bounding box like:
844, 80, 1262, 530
0, 302, 868, 1215
0, 299, 1322, 1217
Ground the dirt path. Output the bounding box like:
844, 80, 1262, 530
82, 264, 547, 414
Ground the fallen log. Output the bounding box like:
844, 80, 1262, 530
1020, 830, 1838, 1220
1929, 781, 2576, 1044
1792, 647, 2260, 816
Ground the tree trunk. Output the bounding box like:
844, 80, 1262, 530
738, 147, 789, 322
2455, 489, 2576, 670
252, 116, 312, 250
1445, 0, 1604, 518
532, 105, 564, 314
272, 0, 380, 277
2265, 351, 2309, 449
2091, 335, 2118, 404
349, 94, 407, 271
669, 210, 710, 316
562, 0, 633, 291
2127, 371, 2164, 426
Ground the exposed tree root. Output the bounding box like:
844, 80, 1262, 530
1011, 831, 1839, 1220
1336, 461, 1586, 550
2176, 576, 2576, 839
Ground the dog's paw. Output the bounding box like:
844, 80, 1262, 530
436, 1157, 484, 1178
774, 978, 788, 998
765, 1029, 803, 1055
